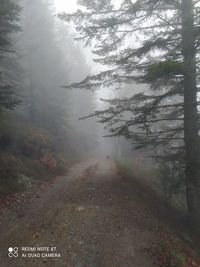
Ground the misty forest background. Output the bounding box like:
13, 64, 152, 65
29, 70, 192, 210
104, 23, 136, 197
0, 0, 96, 193
1, 0, 200, 234
0, 0, 139, 196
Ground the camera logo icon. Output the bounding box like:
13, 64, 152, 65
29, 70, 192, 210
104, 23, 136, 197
8, 247, 18, 257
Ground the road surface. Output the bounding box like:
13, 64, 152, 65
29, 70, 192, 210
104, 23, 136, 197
0, 160, 169, 267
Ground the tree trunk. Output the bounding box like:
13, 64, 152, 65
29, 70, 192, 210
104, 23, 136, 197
181, 0, 200, 230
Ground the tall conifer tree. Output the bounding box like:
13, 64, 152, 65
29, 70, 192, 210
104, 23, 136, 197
60, 0, 200, 229
0, 0, 21, 112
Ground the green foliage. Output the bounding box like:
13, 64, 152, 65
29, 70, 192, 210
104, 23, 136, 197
54, 155, 69, 175
158, 162, 185, 204
158, 232, 200, 267
0, 0, 21, 112
0, 153, 23, 194
0, 0, 21, 48
0, 113, 53, 156
145, 61, 184, 82
0, 114, 55, 194
18, 126, 53, 157
17, 174, 32, 190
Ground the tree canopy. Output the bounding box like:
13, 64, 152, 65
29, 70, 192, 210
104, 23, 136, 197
0, 0, 21, 112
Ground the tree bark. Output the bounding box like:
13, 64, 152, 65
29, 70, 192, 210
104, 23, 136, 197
181, 0, 200, 230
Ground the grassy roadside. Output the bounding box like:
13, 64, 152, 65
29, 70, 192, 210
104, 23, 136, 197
116, 161, 200, 267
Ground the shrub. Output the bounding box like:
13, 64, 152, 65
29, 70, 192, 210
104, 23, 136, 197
19, 127, 53, 158
0, 153, 22, 194
159, 162, 185, 204
40, 152, 57, 173
18, 174, 33, 190
55, 155, 69, 175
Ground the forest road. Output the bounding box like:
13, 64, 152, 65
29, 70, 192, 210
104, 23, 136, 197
0, 160, 167, 267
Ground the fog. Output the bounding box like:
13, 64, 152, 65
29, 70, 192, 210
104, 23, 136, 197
2, 1, 199, 264
9, 0, 145, 162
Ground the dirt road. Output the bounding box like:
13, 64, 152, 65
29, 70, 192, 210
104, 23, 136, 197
0, 160, 169, 267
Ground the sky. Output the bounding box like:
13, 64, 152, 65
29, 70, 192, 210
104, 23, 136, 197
54, 0, 78, 12
54, 0, 122, 12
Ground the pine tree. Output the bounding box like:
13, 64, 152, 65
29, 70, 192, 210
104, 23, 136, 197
0, 0, 21, 112
18, 0, 92, 156
19, 0, 69, 129
60, 0, 200, 230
